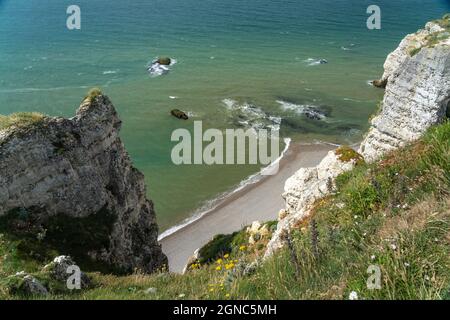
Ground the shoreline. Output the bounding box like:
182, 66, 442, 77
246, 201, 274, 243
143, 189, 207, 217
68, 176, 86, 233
160, 141, 336, 272
158, 137, 293, 241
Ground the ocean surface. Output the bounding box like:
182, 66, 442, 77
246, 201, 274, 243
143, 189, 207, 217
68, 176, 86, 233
1, 0, 449, 232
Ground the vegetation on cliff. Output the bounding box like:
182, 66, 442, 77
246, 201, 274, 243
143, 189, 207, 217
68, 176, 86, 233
1, 120, 448, 300
0, 112, 46, 131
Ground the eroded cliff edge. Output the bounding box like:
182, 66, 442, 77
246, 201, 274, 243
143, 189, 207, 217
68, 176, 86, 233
265, 17, 450, 257
0, 93, 167, 273
360, 18, 450, 162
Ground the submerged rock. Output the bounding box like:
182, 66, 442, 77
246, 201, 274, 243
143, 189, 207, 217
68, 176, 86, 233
0, 93, 167, 274
171, 109, 189, 120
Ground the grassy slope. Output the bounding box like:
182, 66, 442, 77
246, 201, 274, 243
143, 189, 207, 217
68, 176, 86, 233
1, 121, 449, 300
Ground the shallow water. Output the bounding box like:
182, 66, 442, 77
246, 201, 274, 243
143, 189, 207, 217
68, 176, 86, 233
1, 0, 449, 230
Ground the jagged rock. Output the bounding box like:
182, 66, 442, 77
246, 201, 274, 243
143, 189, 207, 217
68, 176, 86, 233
182, 248, 200, 274
5, 273, 49, 296
171, 109, 189, 120
22, 275, 49, 296
0, 94, 167, 273
372, 79, 387, 89
42, 256, 91, 289
359, 20, 450, 162
264, 148, 359, 257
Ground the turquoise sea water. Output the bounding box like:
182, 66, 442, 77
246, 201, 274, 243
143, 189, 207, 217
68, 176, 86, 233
1, 0, 449, 231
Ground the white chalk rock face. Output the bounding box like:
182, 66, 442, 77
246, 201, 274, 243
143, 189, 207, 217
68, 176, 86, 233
0, 95, 167, 273
265, 149, 358, 257
360, 21, 450, 162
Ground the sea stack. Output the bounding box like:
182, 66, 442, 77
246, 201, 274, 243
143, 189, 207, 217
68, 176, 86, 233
0, 92, 168, 274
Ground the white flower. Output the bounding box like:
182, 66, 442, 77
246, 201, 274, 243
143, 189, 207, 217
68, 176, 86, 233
370, 255, 376, 261
349, 291, 359, 300
404, 262, 410, 267
145, 287, 157, 294
391, 244, 397, 250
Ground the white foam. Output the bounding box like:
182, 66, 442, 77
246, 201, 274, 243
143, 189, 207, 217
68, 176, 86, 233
276, 100, 326, 120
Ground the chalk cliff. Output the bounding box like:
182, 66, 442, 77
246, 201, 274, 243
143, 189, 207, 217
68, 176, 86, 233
360, 19, 450, 161
266, 16, 450, 257
0, 94, 167, 273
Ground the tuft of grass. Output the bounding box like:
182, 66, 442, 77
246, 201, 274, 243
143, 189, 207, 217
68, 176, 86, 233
84, 88, 103, 103
335, 145, 364, 165
0, 112, 46, 131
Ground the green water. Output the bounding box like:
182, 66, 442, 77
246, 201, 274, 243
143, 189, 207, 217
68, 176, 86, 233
0, 0, 449, 231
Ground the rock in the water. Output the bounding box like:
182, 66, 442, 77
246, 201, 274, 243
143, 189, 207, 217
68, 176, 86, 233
359, 20, 450, 162
265, 147, 361, 257
171, 109, 189, 120
372, 79, 387, 89
0, 93, 167, 274
157, 57, 171, 65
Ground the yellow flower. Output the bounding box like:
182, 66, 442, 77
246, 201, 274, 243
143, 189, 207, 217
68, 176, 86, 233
209, 288, 214, 292
239, 245, 247, 251
215, 265, 222, 271
225, 293, 230, 298
225, 263, 235, 270
216, 258, 223, 264
224, 254, 229, 259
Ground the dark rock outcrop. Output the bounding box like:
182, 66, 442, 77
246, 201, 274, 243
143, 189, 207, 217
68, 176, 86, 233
0, 94, 167, 273
171, 109, 189, 120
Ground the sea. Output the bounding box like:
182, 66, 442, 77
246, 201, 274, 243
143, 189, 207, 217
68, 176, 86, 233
0, 0, 449, 232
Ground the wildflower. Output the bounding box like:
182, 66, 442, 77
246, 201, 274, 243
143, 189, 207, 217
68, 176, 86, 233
216, 258, 223, 264
209, 288, 214, 292
348, 291, 358, 300
404, 262, 410, 267
370, 255, 376, 261
224, 254, 229, 259
215, 266, 222, 271
225, 263, 235, 270
391, 244, 397, 250
225, 293, 230, 298
239, 245, 247, 251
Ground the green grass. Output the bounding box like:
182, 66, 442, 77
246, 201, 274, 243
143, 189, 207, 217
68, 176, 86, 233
1, 121, 449, 300
0, 112, 46, 131
84, 88, 103, 103
409, 13, 450, 57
